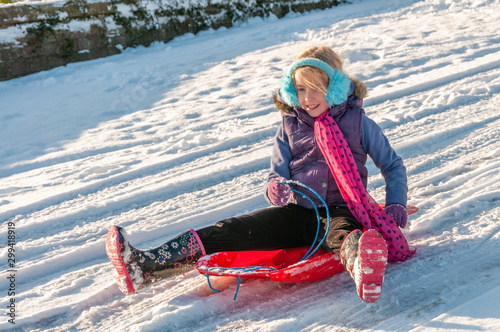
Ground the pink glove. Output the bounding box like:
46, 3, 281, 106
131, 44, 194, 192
385, 203, 408, 228
267, 178, 291, 206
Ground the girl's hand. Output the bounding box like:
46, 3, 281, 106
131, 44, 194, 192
385, 203, 408, 228
268, 177, 291, 206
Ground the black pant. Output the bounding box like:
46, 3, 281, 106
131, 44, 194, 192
196, 204, 363, 255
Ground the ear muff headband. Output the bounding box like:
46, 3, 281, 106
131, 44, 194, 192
279, 58, 352, 108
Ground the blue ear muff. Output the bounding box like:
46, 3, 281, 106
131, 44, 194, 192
279, 58, 352, 108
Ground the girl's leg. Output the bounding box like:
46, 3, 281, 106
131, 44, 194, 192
340, 229, 388, 303
320, 206, 364, 254
323, 208, 387, 303
105, 204, 360, 295
196, 205, 320, 254
197, 205, 363, 255
106, 205, 317, 295
320, 206, 388, 303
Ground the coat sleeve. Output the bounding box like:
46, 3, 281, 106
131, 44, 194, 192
361, 115, 408, 206
265, 123, 292, 203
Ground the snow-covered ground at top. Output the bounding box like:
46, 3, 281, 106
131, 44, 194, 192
1, 0, 499, 331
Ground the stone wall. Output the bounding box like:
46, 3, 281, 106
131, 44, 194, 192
0, 0, 347, 81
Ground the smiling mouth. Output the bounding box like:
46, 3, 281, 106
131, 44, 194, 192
306, 104, 320, 110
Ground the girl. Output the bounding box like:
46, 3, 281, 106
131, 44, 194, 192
106, 46, 414, 303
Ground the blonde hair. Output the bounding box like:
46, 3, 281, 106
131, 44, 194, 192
293, 66, 329, 95
294, 46, 367, 99
297, 46, 344, 70
292, 46, 343, 95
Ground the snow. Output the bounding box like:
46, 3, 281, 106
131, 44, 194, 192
1, 0, 500, 330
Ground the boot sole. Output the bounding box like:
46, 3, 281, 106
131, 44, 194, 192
106, 225, 136, 295
357, 229, 388, 303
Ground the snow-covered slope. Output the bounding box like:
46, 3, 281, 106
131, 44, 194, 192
1, 0, 499, 331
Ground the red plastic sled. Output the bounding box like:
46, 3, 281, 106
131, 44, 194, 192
196, 247, 344, 283
196, 204, 418, 283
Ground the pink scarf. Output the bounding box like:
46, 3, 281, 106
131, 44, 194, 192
315, 111, 415, 262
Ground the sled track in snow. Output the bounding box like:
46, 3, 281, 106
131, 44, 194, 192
366, 51, 500, 109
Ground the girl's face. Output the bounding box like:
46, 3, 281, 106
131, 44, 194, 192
294, 72, 329, 118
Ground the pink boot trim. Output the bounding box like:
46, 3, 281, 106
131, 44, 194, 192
106, 225, 136, 295
357, 229, 388, 303
189, 229, 206, 256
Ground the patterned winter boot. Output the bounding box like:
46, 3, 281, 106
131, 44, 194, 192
106, 225, 206, 295
340, 229, 388, 303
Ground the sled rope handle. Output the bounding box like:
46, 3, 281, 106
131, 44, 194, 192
205, 273, 221, 294
204, 273, 243, 300
284, 180, 330, 261
234, 276, 242, 300
203, 180, 330, 299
